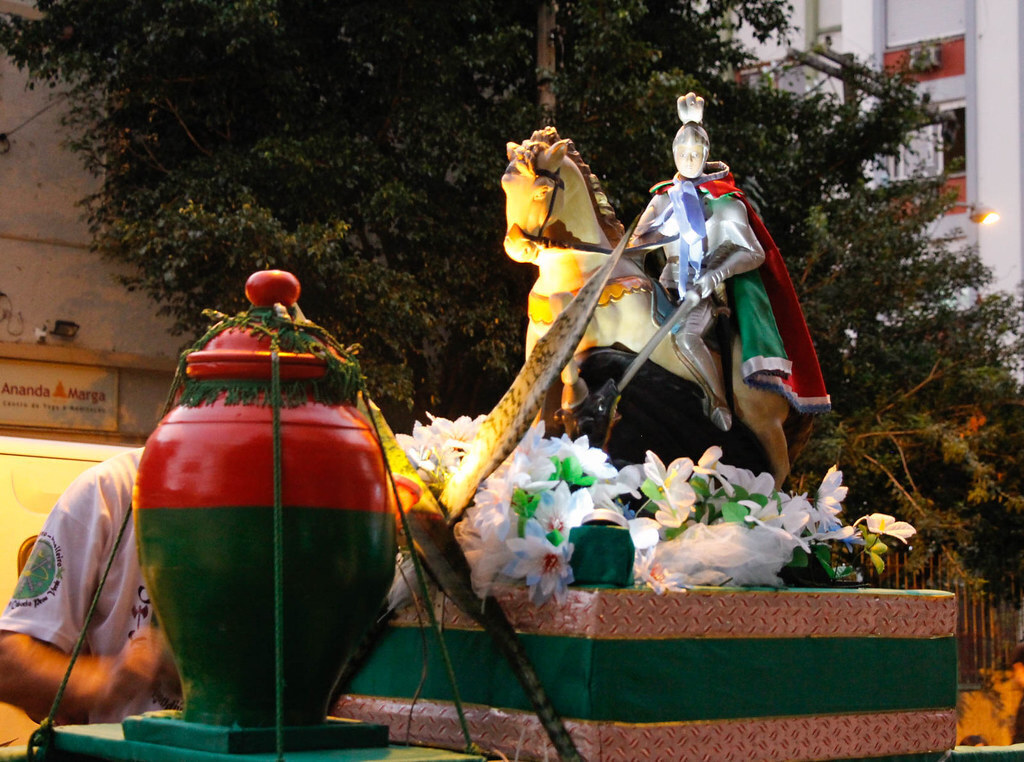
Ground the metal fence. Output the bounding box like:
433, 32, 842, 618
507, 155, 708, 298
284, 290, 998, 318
871, 553, 1023, 687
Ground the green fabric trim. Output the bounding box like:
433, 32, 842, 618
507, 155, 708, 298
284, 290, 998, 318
349, 628, 957, 723
45, 723, 486, 761
841, 756, 952, 762
731, 269, 787, 366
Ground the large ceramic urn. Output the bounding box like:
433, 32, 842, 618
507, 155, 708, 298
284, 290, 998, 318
134, 270, 397, 728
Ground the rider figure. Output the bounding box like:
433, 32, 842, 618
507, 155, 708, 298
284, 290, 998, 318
631, 93, 765, 431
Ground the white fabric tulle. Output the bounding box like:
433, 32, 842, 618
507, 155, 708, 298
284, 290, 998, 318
650, 521, 802, 587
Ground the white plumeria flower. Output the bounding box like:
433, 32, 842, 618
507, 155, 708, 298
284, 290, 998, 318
643, 451, 698, 525
716, 462, 776, 500
854, 513, 917, 544
642, 450, 677, 487
816, 466, 848, 515
694, 445, 723, 476
503, 522, 575, 605
745, 495, 811, 550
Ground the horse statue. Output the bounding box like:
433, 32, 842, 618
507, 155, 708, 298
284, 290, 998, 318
502, 127, 819, 486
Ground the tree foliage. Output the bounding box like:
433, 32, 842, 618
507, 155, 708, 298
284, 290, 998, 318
3, 0, 1023, 592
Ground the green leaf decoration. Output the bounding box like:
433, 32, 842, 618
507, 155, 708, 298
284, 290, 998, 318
834, 565, 856, 580
641, 478, 665, 502
552, 455, 596, 487
511, 488, 539, 518
869, 551, 885, 575
691, 477, 711, 499
721, 502, 750, 523
664, 525, 686, 541
748, 492, 770, 508
812, 543, 832, 566
812, 544, 836, 579
546, 529, 564, 546
787, 548, 810, 568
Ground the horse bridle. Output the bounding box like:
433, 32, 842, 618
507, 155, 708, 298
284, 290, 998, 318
522, 166, 676, 256
520, 167, 612, 254
532, 167, 564, 241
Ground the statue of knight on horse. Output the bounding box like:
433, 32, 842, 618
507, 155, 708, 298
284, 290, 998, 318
502, 93, 830, 487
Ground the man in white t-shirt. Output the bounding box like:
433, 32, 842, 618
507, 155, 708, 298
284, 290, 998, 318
0, 449, 180, 724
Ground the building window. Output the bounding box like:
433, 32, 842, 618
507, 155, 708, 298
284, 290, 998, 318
890, 103, 965, 180
886, 0, 965, 48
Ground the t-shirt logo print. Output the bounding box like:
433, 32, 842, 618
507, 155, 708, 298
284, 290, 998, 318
11, 532, 64, 603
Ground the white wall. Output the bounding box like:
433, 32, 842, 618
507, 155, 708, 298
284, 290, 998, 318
737, 0, 1024, 297
971, 0, 1023, 293
0, 59, 182, 358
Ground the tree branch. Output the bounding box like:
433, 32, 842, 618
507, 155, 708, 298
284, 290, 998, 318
161, 97, 212, 157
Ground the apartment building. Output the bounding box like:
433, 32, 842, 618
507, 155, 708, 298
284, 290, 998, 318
739, 0, 1024, 296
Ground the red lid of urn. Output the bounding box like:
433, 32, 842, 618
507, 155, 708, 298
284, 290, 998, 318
186, 271, 326, 382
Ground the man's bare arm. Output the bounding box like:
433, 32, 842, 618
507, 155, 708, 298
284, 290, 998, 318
0, 630, 176, 724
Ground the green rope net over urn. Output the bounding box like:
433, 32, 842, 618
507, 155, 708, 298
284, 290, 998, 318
164, 270, 366, 411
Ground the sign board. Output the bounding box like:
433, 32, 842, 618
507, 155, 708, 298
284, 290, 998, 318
0, 360, 118, 431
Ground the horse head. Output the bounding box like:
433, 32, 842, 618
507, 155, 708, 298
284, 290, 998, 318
502, 128, 623, 264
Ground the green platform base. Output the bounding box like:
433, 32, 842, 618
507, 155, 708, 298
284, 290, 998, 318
43, 723, 484, 762
122, 711, 388, 754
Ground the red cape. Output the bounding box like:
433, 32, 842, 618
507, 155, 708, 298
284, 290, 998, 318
698, 175, 830, 413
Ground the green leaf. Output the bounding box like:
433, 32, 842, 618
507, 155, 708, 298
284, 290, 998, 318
511, 488, 539, 519
787, 548, 810, 568
691, 477, 711, 499
546, 529, 564, 546
812, 544, 836, 579
813, 543, 832, 566
664, 525, 686, 541
641, 478, 664, 502
869, 551, 885, 575
552, 455, 596, 487
721, 502, 750, 523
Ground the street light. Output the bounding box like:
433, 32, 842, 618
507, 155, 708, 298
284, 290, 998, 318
969, 206, 1000, 225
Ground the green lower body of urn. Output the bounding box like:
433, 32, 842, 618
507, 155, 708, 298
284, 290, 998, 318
136, 505, 395, 727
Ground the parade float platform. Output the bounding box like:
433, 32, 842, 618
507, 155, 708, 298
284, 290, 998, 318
0, 723, 484, 761
335, 584, 961, 762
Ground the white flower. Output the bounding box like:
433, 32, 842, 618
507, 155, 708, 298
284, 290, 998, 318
854, 513, 916, 544
510, 449, 560, 492
811, 525, 859, 544
716, 462, 776, 500
589, 463, 644, 509
816, 466, 848, 515
397, 413, 485, 487
503, 522, 575, 605
551, 434, 619, 481
694, 445, 723, 476
744, 504, 811, 552
532, 482, 594, 538
643, 451, 697, 528
633, 547, 688, 594
466, 481, 514, 543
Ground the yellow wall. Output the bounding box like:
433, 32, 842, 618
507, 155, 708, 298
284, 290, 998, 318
959, 671, 1022, 746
